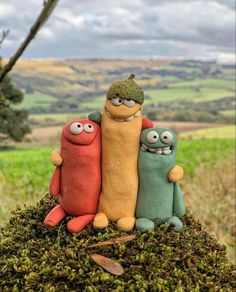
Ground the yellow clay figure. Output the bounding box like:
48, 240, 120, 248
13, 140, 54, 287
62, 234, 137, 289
51, 74, 183, 231
90, 74, 146, 231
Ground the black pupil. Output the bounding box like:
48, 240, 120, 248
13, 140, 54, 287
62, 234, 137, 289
88, 125, 92, 128
77, 124, 81, 127
127, 99, 131, 101
164, 136, 167, 139
119, 99, 122, 103
154, 136, 157, 139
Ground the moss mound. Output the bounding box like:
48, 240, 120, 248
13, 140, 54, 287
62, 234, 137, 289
0, 195, 235, 291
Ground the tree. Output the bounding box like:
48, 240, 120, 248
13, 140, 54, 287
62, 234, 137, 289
0, 0, 59, 144
0, 59, 30, 143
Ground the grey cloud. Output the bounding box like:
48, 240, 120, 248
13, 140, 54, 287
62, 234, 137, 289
0, 0, 235, 62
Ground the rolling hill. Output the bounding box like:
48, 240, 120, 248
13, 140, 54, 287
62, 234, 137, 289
4, 59, 235, 125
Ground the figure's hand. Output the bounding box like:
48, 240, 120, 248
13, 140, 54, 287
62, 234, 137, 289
51, 149, 62, 166
168, 165, 184, 182
89, 111, 102, 124
142, 118, 153, 129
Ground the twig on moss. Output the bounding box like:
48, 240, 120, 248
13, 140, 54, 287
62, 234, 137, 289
87, 235, 136, 248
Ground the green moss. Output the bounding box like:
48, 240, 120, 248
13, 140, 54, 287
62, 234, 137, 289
0, 195, 235, 291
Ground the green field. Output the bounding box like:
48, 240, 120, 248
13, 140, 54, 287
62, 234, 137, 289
80, 77, 235, 111
0, 138, 234, 204
222, 110, 236, 118
170, 78, 235, 90
29, 112, 88, 126
81, 96, 105, 110
14, 92, 56, 110
180, 125, 236, 140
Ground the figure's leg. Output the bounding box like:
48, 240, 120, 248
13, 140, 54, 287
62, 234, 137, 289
166, 216, 183, 231
117, 217, 135, 231
44, 205, 66, 227
136, 218, 154, 232
93, 213, 109, 229
67, 214, 95, 233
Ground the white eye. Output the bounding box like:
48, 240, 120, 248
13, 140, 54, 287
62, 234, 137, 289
70, 122, 83, 135
146, 130, 159, 144
160, 131, 173, 144
111, 97, 123, 106
84, 123, 94, 133
123, 99, 135, 107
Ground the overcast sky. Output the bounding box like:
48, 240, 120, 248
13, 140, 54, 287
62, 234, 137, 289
0, 0, 235, 62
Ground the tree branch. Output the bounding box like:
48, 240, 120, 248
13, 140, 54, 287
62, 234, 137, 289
0, 0, 59, 83
0, 30, 10, 47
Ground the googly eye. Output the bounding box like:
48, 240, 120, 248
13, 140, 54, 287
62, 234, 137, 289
69, 122, 83, 134
84, 123, 94, 133
146, 130, 159, 144
123, 99, 135, 107
160, 131, 173, 144
111, 97, 123, 106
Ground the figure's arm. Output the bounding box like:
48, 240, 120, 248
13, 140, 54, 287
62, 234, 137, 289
88, 111, 102, 124
49, 166, 61, 197
142, 118, 153, 129
51, 149, 63, 166
168, 165, 184, 183
173, 183, 185, 218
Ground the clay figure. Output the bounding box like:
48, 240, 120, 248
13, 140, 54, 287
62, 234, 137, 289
44, 119, 101, 233
51, 75, 183, 231
136, 127, 185, 232
89, 74, 148, 231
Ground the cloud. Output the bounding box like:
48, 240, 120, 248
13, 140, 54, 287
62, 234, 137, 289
0, 0, 235, 61
0, 3, 16, 18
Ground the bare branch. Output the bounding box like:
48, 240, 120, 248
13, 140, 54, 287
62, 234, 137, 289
0, 0, 59, 83
0, 30, 10, 47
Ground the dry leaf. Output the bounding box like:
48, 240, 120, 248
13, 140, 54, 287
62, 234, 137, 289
90, 254, 124, 276
88, 235, 136, 248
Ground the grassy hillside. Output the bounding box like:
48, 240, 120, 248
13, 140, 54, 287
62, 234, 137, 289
180, 125, 235, 140
6, 59, 235, 124
14, 92, 56, 110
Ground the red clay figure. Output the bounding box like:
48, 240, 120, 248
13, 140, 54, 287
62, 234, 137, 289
44, 119, 101, 233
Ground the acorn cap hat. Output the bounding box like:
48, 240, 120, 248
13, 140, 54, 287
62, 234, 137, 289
106, 74, 144, 105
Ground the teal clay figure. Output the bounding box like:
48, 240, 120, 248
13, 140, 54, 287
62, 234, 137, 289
136, 127, 185, 232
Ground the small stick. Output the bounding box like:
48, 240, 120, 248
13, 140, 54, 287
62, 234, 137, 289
87, 235, 136, 248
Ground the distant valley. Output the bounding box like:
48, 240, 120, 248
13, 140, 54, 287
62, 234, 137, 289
8, 59, 235, 126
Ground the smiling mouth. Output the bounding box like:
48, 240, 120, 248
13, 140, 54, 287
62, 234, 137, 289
105, 109, 140, 122
141, 144, 173, 155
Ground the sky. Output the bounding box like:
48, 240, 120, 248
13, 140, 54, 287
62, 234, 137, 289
0, 0, 235, 62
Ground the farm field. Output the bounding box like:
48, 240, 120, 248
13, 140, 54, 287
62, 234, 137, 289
78, 78, 235, 110
6, 59, 235, 125
14, 92, 56, 110
179, 125, 236, 140
21, 121, 229, 147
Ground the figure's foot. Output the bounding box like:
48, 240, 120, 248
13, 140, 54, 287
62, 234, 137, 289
117, 217, 135, 231
136, 218, 154, 232
44, 205, 66, 227
93, 213, 109, 229
67, 214, 94, 233
167, 216, 183, 231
